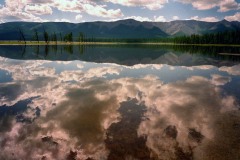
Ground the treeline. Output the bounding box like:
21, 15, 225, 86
19, 28, 87, 44
106, 30, 240, 44
18, 28, 240, 44
172, 30, 240, 44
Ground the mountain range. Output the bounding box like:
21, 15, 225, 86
0, 19, 240, 40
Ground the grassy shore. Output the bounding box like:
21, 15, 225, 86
0, 41, 240, 47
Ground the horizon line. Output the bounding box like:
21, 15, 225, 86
0, 18, 233, 24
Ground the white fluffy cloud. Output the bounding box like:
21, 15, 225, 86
75, 14, 83, 21
107, 0, 168, 10
0, 0, 239, 23
225, 12, 240, 21
54, 18, 70, 22
220, 64, 240, 75
191, 16, 219, 22
0, 0, 46, 22
178, 0, 240, 12
219, 0, 240, 12
211, 74, 231, 86
0, 8, 45, 22
172, 16, 179, 20
200, 16, 219, 22
154, 15, 166, 22
24, 4, 52, 15
51, 0, 82, 13
124, 16, 151, 21
51, 0, 123, 18
0, 55, 240, 159
137, 76, 239, 160
83, 4, 123, 18
0, 0, 124, 22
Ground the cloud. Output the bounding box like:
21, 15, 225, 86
180, 65, 215, 71
218, 0, 240, 12
24, 4, 53, 15
0, 59, 124, 159
154, 15, 166, 22
83, 4, 123, 18
85, 67, 122, 78
107, 0, 168, 10
219, 64, 240, 75
52, 0, 82, 13
211, 74, 231, 86
51, 0, 124, 18
0, 55, 240, 159
0, 0, 124, 22
75, 14, 82, 21
0, 0, 46, 22
57, 66, 122, 83
137, 76, 240, 160
43, 86, 119, 159
190, 16, 219, 22
54, 18, 71, 22
109, 15, 152, 22
0, 7, 44, 22
225, 12, 240, 21
200, 17, 219, 22
178, 0, 240, 12
172, 16, 179, 20
27, 0, 54, 4
124, 16, 151, 21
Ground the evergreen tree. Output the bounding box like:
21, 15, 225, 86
18, 28, 26, 44
43, 28, 49, 44
59, 33, 63, 41
51, 32, 57, 43
79, 32, 84, 42
64, 32, 73, 42
33, 29, 39, 43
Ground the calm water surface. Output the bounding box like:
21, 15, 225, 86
0, 45, 240, 160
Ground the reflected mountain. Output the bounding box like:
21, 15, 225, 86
0, 45, 240, 66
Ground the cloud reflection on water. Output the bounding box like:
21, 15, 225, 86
0, 58, 240, 159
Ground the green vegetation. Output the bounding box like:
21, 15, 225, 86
33, 29, 39, 43
173, 30, 240, 44
83, 30, 240, 45
0, 29, 239, 46
18, 28, 26, 44
78, 32, 84, 42
64, 32, 73, 42
51, 32, 57, 42
43, 28, 49, 44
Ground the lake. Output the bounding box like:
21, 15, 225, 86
0, 45, 240, 160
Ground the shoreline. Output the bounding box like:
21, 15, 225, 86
0, 41, 240, 47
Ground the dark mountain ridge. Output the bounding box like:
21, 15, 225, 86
0, 19, 239, 40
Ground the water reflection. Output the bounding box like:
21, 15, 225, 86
0, 45, 240, 66
106, 99, 150, 160
0, 47, 240, 159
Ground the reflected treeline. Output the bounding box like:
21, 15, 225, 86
50, 45, 57, 54
0, 45, 240, 66
20, 45, 85, 57
21, 45, 26, 57
163, 45, 240, 61
64, 45, 73, 54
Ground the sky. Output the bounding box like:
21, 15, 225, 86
0, 0, 239, 23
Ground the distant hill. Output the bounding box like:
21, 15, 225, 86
0, 19, 240, 40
